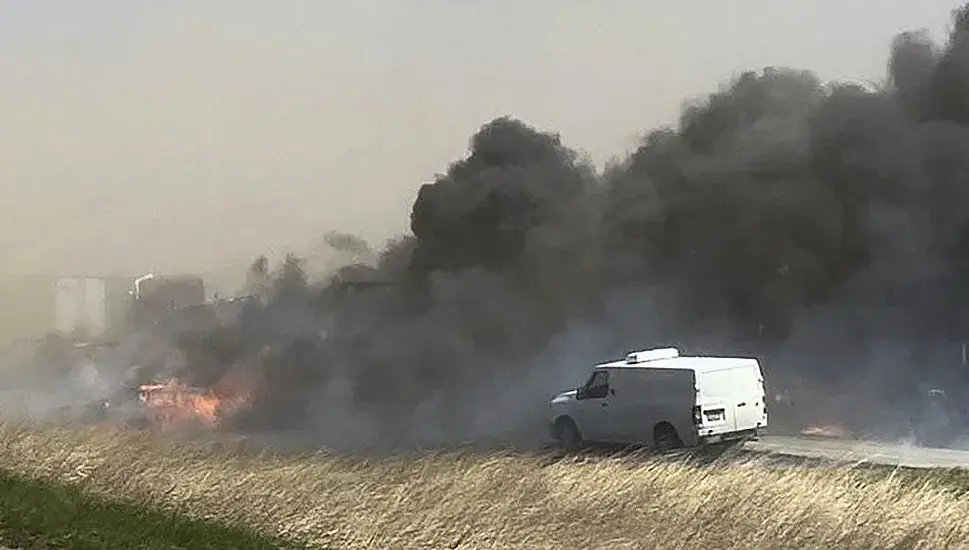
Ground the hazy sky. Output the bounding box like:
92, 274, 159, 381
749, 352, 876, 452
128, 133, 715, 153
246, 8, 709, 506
0, 1, 960, 279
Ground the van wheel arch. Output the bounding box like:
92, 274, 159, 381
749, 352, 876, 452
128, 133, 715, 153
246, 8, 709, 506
652, 421, 683, 452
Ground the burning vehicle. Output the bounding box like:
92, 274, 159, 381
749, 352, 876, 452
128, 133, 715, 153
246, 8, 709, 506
116, 348, 267, 431
136, 380, 232, 429
42, 313, 269, 433
74, 277, 267, 431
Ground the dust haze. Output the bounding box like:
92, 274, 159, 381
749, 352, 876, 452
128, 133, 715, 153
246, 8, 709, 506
5, 2, 969, 451
0, 1, 955, 278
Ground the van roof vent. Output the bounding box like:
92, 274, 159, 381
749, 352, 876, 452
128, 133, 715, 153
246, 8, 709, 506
626, 347, 680, 364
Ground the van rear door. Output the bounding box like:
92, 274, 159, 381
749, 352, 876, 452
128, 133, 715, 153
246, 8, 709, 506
696, 362, 765, 434
730, 362, 766, 432
695, 367, 742, 435
694, 382, 734, 435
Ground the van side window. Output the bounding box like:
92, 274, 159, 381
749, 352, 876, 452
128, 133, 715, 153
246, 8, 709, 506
585, 370, 610, 399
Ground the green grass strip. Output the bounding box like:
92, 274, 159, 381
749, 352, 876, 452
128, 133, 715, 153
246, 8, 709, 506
0, 469, 306, 550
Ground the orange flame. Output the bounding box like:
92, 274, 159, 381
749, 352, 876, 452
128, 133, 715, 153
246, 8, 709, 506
136, 348, 268, 430
800, 424, 851, 439
138, 371, 262, 429
138, 380, 218, 428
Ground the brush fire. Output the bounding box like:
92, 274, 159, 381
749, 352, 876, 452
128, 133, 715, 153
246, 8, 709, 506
799, 424, 851, 439
138, 381, 223, 428
135, 362, 264, 431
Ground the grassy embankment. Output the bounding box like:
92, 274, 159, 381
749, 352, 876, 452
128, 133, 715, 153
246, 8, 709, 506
0, 468, 304, 549
1, 423, 969, 549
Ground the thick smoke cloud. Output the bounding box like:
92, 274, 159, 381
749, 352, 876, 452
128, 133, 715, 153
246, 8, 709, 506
73, 4, 969, 448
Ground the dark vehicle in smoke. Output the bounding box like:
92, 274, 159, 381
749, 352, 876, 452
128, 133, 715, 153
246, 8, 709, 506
107, 273, 215, 376
126, 273, 208, 330
912, 388, 968, 448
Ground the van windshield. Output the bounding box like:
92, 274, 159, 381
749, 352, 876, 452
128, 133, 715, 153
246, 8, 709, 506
584, 370, 610, 399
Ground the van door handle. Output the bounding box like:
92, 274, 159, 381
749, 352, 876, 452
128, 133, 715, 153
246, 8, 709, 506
601, 402, 609, 407
738, 402, 747, 407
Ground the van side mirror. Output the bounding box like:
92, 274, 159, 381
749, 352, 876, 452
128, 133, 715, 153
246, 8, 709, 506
575, 386, 586, 400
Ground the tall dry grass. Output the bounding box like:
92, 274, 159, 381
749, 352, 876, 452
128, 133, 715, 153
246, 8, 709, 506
0, 423, 967, 550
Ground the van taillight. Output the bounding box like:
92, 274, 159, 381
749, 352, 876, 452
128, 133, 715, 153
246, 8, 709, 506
692, 405, 702, 425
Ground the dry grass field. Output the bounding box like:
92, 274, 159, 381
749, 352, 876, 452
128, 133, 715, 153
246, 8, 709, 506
1, 423, 969, 550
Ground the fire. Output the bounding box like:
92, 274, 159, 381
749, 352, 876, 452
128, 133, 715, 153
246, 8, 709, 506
800, 424, 851, 439
138, 366, 263, 429
139, 380, 222, 428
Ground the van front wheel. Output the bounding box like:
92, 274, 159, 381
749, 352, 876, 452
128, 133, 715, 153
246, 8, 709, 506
556, 418, 583, 451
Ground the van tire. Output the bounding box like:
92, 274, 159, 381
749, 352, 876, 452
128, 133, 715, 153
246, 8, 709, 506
652, 422, 682, 452
555, 418, 583, 451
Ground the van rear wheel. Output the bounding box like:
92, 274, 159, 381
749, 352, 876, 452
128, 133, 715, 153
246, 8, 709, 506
652, 422, 683, 452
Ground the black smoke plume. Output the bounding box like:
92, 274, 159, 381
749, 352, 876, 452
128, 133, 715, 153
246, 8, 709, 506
154, 5, 969, 448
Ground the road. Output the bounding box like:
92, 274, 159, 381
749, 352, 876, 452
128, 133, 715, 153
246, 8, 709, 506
743, 435, 969, 469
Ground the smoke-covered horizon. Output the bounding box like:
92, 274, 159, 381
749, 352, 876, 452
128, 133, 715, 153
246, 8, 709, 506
141, 2, 969, 450
10, 3, 969, 451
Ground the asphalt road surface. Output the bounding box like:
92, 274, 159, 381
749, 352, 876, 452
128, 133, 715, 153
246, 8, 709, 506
743, 435, 969, 469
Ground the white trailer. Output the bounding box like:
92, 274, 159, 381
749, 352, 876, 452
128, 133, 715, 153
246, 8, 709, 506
55, 278, 108, 337
53, 276, 134, 339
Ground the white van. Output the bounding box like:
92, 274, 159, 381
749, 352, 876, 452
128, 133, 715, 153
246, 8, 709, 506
548, 347, 768, 451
